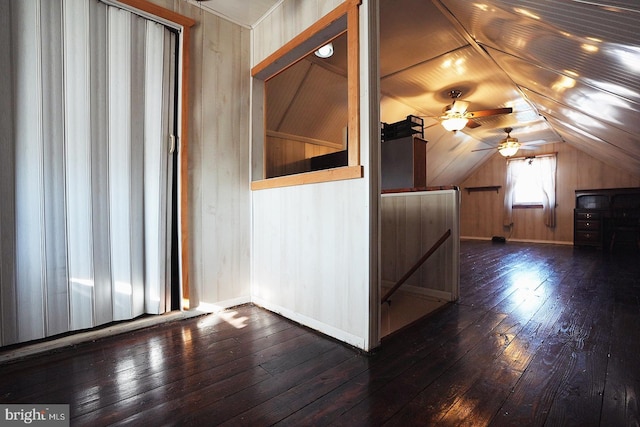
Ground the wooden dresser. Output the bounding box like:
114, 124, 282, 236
574, 188, 640, 249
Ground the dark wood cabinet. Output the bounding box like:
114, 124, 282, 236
574, 209, 604, 247
381, 136, 427, 191
574, 188, 640, 250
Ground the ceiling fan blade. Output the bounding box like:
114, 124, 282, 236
423, 122, 441, 130
449, 100, 469, 114
520, 139, 548, 146
471, 147, 497, 152
466, 119, 481, 129
466, 107, 513, 118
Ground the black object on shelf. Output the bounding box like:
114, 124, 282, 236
309, 150, 348, 171
381, 115, 424, 142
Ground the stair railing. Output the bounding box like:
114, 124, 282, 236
380, 228, 452, 305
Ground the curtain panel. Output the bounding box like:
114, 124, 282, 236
503, 155, 557, 229
0, 0, 176, 346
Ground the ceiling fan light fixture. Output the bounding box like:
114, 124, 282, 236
441, 115, 468, 131
498, 139, 520, 157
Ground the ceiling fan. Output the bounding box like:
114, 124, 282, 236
438, 90, 513, 132
472, 127, 543, 157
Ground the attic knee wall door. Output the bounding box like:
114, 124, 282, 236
0, 0, 177, 346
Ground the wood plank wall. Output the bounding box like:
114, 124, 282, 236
154, 0, 252, 308
381, 190, 460, 297
459, 142, 640, 243
252, 0, 345, 66
265, 135, 340, 178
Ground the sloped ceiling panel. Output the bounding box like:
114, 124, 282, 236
441, 0, 640, 176
525, 90, 640, 159
443, 0, 640, 100
382, 45, 517, 117
380, 0, 468, 77
546, 116, 640, 174
426, 130, 495, 185
267, 59, 348, 145
266, 60, 311, 132
278, 64, 348, 145
487, 48, 640, 135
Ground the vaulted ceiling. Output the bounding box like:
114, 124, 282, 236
195, 0, 640, 184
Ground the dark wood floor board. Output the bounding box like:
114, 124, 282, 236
492, 336, 577, 426
460, 249, 554, 306
71, 320, 308, 418
170, 343, 355, 426
78, 365, 273, 427
439, 360, 523, 425
600, 299, 640, 426
0, 304, 278, 391
507, 291, 610, 426
276, 303, 490, 426
386, 248, 579, 426
1, 242, 639, 426
462, 245, 572, 313
382, 289, 567, 427
219, 353, 370, 426
333, 311, 510, 426
492, 266, 615, 426
70, 325, 321, 423
1, 313, 300, 411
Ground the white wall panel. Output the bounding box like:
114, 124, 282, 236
186, 6, 252, 309
251, 0, 378, 350
251, 180, 371, 349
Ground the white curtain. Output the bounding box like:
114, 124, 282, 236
0, 0, 177, 345
503, 155, 557, 228
503, 158, 526, 227
538, 155, 557, 227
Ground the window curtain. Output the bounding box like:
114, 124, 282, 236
538, 155, 557, 227
503, 158, 526, 227
503, 155, 557, 228
0, 0, 176, 346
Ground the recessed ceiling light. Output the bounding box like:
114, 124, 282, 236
314, 43, 334, 58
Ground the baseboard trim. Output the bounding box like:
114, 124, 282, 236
461, 236, 573, 246
251, 297, 367, 350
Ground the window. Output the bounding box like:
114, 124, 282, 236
504, 155, 557, 227
512, 160, 544, 206
250, 0, 362, 190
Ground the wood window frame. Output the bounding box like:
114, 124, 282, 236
115, 0, 195, 305
250, 0, 363, 190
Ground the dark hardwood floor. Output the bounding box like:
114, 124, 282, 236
1, 240, 639, 426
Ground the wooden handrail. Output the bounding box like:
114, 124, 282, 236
381, 228, 452, 305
